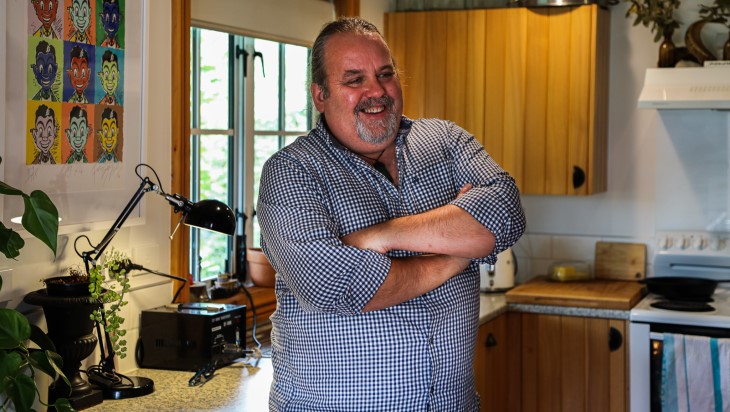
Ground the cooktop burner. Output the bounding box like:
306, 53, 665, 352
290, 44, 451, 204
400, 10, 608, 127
650, 300, 715, 312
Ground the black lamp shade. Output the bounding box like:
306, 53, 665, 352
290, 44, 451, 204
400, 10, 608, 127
183, 199, 236, 236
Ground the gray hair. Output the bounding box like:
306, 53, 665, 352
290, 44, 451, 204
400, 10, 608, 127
310, 17, 392, 98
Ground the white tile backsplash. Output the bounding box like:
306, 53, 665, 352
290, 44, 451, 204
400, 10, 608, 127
513, 233, 653, 285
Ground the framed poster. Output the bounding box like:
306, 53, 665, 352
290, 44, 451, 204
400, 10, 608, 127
2, 0, 147, 233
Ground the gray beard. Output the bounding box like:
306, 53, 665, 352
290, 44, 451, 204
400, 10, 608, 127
354, 109, 398, 145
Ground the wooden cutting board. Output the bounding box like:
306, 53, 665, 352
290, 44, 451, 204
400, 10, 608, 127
594, 241, 647, 281
505, 276, 647, 310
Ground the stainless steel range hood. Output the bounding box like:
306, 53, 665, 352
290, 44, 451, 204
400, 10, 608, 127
638, 67, 730, 110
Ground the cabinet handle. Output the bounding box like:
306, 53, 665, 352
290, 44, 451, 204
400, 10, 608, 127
573, 166, 586, 189
486, 332, 497, 348
608, 327, 623, 352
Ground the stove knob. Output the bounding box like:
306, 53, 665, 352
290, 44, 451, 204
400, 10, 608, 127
708, 237, 725, 251
676, 236, 689, 250
657, 236, 673, 250
691, 236, 706, 250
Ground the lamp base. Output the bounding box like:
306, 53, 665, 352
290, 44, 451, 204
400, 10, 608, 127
89, 373, 155, 399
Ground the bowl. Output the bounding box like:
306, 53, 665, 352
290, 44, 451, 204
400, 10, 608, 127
247, 248, 276, 288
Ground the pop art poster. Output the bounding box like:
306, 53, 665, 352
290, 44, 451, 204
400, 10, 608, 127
28, 0, 64, 40
27, 37, 64, 102
96, 0, 124, 49
61, 102, 94, 163
93, 104, 123, 163
63, 42, 95, 103
64, 0, 96, 44
94, 46, 124, 105
26, 100, 62, 165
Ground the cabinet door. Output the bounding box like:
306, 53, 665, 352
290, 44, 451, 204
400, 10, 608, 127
520, 313, 627, 412
384, 6, 609, 195
474, 312, 521, 412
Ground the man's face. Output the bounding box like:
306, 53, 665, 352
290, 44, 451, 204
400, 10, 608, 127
32, 114, 57, 154
100, 115, 118, 154
32, 0, 59, 30
67, 56, 90, 95
32, 51, 58, 90
66, 115, 89, 152
311, 32, 403, 154
99, 59, 119, 95
100, 2, 120, 39
69, 0, 91, 33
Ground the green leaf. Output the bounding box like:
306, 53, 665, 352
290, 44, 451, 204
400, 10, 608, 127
53, 398, 75, 412
0, 308, 31, 350
21, 190, 59, 256
29, 324, 56, 352
0, 222, 24, 259
0, 181, 24, 196
29, 350, 63, 381
0, 350, 25, 392
7, 373, 38, 412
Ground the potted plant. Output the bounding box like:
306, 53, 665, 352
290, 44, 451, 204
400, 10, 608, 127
0, 157, 72, 411
87, 249, 131, 360
625, 0, 683, 66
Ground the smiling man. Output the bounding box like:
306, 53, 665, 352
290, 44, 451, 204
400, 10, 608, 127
257, 17, 525, 411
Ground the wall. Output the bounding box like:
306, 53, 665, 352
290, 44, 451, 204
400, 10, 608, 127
1, 0, 173, 383
371, 1, 730, 281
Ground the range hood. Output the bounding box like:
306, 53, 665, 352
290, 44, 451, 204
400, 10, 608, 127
638, 67, 730, 110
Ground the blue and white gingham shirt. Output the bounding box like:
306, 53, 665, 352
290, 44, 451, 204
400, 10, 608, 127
258, 116, 525, 411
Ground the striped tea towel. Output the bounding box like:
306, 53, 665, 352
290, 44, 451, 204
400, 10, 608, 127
662, 333, 730, 412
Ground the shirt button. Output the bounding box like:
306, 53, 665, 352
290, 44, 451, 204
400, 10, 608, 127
428, 336, 434, 345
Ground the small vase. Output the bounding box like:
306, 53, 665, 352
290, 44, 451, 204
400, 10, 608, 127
658, 31, 676, 68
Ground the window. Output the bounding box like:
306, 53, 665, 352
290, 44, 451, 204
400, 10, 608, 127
190, 28, 312, 281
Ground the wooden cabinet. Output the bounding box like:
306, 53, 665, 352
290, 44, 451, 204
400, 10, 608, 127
473, 312, 521, 412
384, 6, 609, 195
474, 312, 628, 412
519, 313, 628, 412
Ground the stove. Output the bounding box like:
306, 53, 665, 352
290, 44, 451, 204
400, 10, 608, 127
629, 231, 730, 412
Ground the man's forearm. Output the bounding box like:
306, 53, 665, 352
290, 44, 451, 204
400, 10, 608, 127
342, 204, 495, 259
362, 254, 471, 312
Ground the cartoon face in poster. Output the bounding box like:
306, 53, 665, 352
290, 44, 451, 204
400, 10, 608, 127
64, 0, 95, 44
27, 101, 62, 165
62, 103, 93, 163
29, 0, 63, 39
95, 48, 124, 105
95, 105, 123, 163
28, 38, 63, 102
63, 43, 94, 103
96, 0, 124, 49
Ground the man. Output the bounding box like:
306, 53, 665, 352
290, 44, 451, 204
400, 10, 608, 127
257, 17, 525, 411
97, 50, 120, 105
30, 104, 58, 164
31, 41, 60, 102
67, 0, 93, 44
99, 0, 122, 48
67, 46, 91, 103
31, 0, 60, 39
97, 107, 119, 163
65, 105, 91, 163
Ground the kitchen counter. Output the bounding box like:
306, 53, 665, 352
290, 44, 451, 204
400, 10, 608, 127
85, 359, 272, 412
85, 292, 630, 411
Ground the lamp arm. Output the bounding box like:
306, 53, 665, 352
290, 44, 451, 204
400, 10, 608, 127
83, 177, 158, 268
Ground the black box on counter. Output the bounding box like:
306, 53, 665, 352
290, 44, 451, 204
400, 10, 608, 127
137, 302, 246, 371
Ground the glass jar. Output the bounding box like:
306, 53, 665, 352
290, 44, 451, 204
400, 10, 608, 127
548, 261, 591, 282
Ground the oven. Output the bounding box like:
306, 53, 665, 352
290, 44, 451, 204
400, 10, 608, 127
629, 232, 730, 412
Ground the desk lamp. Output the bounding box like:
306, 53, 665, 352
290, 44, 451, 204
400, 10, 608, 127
76, 164, 236, 399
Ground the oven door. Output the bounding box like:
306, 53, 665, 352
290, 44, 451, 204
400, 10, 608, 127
647, 323, 730, 411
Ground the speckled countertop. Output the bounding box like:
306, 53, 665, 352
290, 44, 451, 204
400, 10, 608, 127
85, 359, 272, 412
85, 293, 629, 411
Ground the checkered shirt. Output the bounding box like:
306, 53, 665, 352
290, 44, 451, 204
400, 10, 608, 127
258, 116, 525, 411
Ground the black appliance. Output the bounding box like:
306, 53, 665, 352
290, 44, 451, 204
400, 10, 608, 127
137, 302, 246, 371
